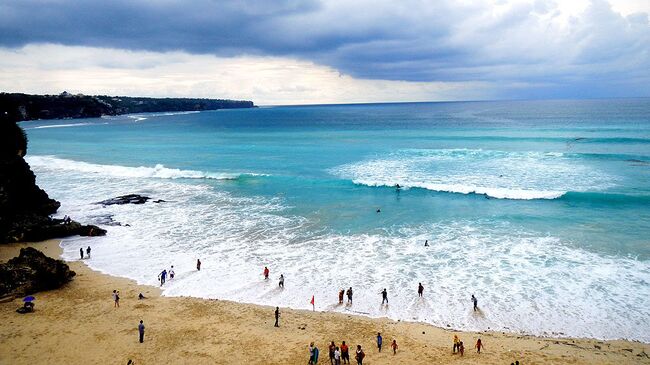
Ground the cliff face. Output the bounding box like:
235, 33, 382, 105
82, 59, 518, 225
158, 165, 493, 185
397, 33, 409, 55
0, 92, 255, 122
0, 116, 105, 243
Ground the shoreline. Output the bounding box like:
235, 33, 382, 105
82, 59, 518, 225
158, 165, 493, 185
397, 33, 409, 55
1, 241, 649, 364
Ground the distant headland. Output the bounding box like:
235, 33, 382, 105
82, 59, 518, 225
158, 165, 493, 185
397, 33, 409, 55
0, 92, 255, 122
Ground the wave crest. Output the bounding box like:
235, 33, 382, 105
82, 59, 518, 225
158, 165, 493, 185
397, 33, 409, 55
26, 155, 265, 181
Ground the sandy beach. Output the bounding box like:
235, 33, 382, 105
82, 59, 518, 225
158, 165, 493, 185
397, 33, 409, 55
1, 241, 648, 365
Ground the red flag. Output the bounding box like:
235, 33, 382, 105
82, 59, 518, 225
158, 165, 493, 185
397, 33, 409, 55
310, 295, 315, 305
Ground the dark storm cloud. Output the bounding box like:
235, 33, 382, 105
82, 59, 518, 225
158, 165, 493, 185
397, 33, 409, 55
0, 0, 648, 97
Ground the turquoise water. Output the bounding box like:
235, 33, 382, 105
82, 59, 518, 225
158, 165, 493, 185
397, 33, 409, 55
23, 99, 650, 341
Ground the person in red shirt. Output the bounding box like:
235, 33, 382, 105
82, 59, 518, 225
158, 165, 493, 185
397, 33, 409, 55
340, 341, 350, 364
263, 266, 270, 279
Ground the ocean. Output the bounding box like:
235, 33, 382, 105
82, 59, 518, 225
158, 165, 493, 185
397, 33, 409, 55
21, 99, 650, 341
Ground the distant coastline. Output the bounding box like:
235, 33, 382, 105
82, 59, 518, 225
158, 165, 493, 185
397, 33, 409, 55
0, 92, 255, 123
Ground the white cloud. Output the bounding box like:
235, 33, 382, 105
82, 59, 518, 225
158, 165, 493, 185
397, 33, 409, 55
0, 44, 494, 105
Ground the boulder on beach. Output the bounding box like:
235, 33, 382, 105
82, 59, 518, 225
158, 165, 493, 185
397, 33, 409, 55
0, 247, 76, 299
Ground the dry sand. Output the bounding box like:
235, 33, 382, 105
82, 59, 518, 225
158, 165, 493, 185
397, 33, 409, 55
1, 241, 649, 365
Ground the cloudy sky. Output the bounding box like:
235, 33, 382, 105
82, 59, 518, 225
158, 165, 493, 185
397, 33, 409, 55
0, 0, 648, 105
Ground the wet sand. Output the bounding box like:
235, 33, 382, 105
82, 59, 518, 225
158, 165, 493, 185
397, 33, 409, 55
1, 241, 648, 364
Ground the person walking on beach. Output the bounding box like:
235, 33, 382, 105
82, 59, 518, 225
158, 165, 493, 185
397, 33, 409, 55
459, 341, 465, 356
418, 283, 424, 297
391, 339, 398, 355
334, 346, 341, 365
380, 288, 388, 304
329, 341, 336, 365
86, 246, 91, 258
263, 266, 270, 280
355, 345, 365, 365
346, 287, 353, 304
169, 266, 175, 280
452, 335, 460, 353
471, 294, 478, 311
341, 341, 350, 364
279, 274, 284, 288
113, 290, 120, 308
138, 320, 145, 343
309, 342, 320, 364
196, 259, 201, 271
158, 269, 167, 286
274, 306, 280, 327
476, 338, 484, 353
338, 289, 344, 304
376, 333, 383, 352
79, 247, 84, 259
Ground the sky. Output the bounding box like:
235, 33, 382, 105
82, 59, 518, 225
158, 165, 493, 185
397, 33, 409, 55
0, 0, 648, 105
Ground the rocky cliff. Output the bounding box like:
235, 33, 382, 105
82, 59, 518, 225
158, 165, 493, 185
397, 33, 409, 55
1, 92, 255, 122
0, 115, 105, 243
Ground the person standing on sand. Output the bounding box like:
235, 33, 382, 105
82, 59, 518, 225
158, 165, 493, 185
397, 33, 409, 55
376, 333, 382, 352
380, 288, 388, 304
264, 266, 270, 280
197, 259, 201, 271
279, 274, 284, 288
79, 247, 84, 259
274, 306, 280, 327
113, 290, 120, 308
86, 246, 91, 258
347, 287, 353, 304
309, 342, 315, 365
418, 283, 424, 297
338, 289, 344, 304
471, 294, 478, 311
391, 339, 398, 355
138, 320, 145, 343
329, 341, 336, 365
459, 341, 464, 356
341, 341, 350, 364
476, 338, 484, 353
452, 335, 459, 353
334, 346, 341, 365
355, 345, 365, 365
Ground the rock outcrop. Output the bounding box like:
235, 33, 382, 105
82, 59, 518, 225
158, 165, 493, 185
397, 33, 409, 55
96, 194, 150, 206
0, 247, 76, 298
0, 115, 106, 243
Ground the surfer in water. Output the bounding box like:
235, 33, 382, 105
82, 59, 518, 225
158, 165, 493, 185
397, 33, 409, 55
264, 266, 270, 280
279, 274, 284, 288
471, 294, 478, 311
424, 240, 429, 247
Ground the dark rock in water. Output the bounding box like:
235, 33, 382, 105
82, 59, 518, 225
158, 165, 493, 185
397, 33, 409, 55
89, 214, 123, 226
96, 194, 150, 206
0, 247, 75, 298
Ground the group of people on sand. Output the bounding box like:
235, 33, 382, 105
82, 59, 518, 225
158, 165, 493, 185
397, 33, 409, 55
452, 334, 484, 356
308, 335, 399, 365
79, 246, 91, 259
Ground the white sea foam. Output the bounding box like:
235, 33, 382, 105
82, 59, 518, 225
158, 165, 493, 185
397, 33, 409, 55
25, 122, 107, 129
331, 149, 615, 200
26, 155, 265, 181
126, 111, 201, 122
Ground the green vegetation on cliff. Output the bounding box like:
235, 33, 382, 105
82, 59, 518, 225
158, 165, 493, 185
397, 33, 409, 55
0, 92, 255, 122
